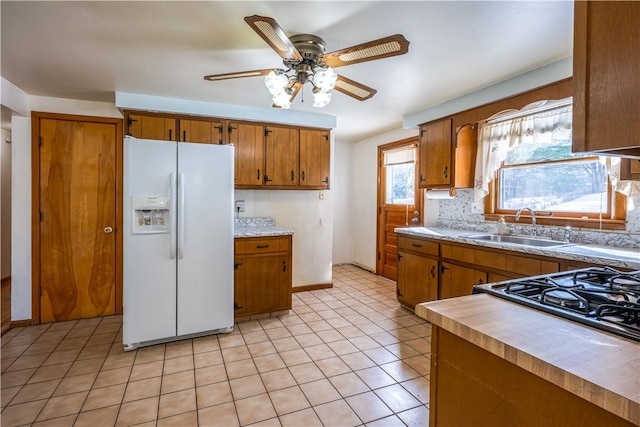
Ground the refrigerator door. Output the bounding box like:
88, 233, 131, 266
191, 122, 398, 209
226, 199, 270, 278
176, 142, 234, 336
123, 137, 178, 347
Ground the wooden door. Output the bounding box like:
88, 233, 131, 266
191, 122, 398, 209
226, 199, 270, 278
35, 113, 121, 323
299, 129, 330, 188
179, 119, 224, 144
377, 139, 422, 280
244, 255, 282, 314
265, 126, 299, 187
419, 118, 452, 188
128, 114, 175, 141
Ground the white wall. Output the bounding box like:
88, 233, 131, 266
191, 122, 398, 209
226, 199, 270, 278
1, 128, 11, 279
331, 140, 353, 265
350, 128, 419, 272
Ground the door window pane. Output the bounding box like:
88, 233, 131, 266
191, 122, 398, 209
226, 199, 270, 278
385, 163, 415, 205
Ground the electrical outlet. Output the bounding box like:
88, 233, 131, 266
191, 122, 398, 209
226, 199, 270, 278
235, 200, 245, 212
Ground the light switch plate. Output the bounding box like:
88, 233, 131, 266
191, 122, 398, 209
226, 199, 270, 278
235, 200, 245, 212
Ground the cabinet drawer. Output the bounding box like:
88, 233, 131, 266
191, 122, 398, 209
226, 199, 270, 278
399, 236, 439, 256
506, 255, 559, 276
476, 250, 506, 270
235, 237, 289, 255
442, 244, 475, 264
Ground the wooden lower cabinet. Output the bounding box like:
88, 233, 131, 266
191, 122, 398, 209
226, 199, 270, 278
429, 327, 635, 427
440, 262, 487, 299
397, 251, 438, 309
234, 236, 292, 318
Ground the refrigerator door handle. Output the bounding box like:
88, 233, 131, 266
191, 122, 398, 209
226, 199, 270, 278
169, 172, 177, 260
178, 172, 186, 259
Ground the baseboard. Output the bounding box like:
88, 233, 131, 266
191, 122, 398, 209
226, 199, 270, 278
292, 283, 333, 293
10, 319, 33, 328
351, 262, 376, 274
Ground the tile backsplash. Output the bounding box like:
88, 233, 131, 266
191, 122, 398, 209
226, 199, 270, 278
435, 189, 640, 249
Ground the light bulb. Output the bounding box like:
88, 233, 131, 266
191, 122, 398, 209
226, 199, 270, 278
273, 92, 292, 109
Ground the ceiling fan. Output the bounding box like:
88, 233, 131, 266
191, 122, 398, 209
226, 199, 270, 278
204, 15, 410, 108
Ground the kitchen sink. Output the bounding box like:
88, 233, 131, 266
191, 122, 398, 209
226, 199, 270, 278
463, 234, 572, 248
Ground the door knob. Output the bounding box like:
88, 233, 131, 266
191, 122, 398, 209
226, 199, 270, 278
104, 226, 113, 234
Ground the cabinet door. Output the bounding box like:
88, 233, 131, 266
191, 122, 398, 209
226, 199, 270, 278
299, 129, 330, 188
179, 119, 224, 144
243, 255, 283, 314
397, 251, 438, 308
128, 114, 176, 141
440, 262, 487, 299
265, 126, 299, 187
229, 122, 264, 187
573, 1, 640, 155
418, 118, 452, 188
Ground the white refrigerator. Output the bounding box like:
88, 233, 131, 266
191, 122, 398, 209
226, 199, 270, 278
123, 136, 234, 350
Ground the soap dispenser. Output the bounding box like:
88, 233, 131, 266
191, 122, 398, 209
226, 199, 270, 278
497, 215, 507, 235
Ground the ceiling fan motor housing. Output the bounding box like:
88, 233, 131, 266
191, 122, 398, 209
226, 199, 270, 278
285, 34, 329, 84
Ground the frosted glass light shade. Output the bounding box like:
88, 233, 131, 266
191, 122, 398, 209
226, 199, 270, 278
273, 92, 292, 109
313, 67, 337, 91
313, 91, 332, 108
265, 70, 288, 96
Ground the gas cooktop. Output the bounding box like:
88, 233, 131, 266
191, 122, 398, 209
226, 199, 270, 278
473, 267, 640, 342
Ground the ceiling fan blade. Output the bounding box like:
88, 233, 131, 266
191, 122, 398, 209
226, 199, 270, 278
323, 34, 409, 68
334, 75, 377, 101
244, 15, 302, 61
204, 69, 274, 81
272, 82, 302, 108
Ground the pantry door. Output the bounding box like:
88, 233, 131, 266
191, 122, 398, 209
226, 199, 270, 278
377, 138, 422, 281
33, 112, 123, 323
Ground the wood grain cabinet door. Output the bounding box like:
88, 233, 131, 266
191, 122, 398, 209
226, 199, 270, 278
299, 129, 330, 188
229, 122, 264, 187
36, 115, 120, 322
264, 126, 299, 187
419, 118, 452, 188
128, 114, 175, 141
179, 119, 225, 144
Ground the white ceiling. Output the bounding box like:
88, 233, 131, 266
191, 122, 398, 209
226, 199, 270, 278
1, 1, 574, 142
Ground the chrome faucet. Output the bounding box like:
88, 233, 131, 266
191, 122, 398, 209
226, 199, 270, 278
515, 207, 537, 237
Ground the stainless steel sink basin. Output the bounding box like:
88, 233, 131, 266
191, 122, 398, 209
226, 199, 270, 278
463, 234, 571, 248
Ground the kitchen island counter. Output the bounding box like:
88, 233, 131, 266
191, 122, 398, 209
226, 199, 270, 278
416, 294, 639, 425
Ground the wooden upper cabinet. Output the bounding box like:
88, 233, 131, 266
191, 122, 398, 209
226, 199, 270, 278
179, 119, 224, 144
228, 122, 264, 187
127, 114, 176, 141
419, 118, 452, 188
264, 126, 299, 187
299, 129, 330, 189
573, 1, 640, 156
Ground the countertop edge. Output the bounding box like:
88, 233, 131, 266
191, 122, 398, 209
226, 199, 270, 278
396, 227, 640, 270
234, 227, 294, 238
415, 295, 640, 424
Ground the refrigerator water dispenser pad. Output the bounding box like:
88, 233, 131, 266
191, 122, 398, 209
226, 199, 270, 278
131, 195, 170, 234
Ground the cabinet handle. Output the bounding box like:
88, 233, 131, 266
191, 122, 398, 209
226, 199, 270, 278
282, 261, 287, 272
168, 129, 173, 141
183, 130, 187, 142
257, 169, 261, 180
290, 170, 294, 181
301, 171, 305, 181
256, 245, 269, 249
411, 243, 423, 248
430, 265, 436, 278
443, 166, 448, 178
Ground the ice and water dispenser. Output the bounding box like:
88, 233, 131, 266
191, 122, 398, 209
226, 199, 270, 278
131, 195, 171, 234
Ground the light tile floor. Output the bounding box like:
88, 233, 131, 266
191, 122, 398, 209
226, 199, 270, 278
1, 265, 431, 426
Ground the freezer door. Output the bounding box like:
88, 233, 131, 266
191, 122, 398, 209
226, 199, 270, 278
123, 137, 178, 346
176, 142, 234, 336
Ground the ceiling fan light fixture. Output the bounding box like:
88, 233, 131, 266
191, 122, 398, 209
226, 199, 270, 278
265, 70, 288, 96
312, 89, 332, 108
313, 67, 338, 92
273, 90, 292, 109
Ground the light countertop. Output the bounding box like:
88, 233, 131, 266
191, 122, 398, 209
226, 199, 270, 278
396, 226, 640, 270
